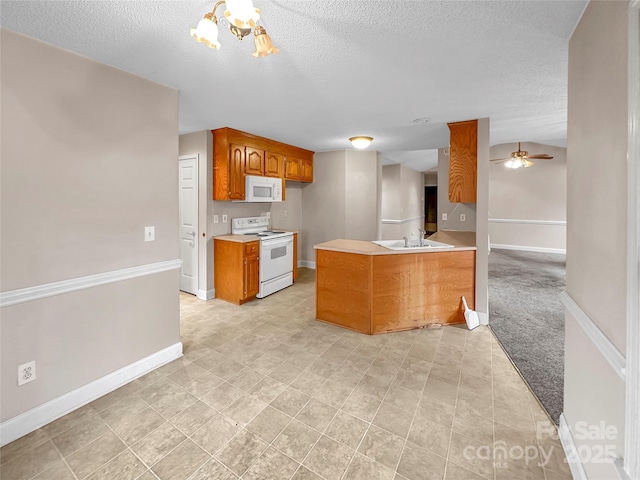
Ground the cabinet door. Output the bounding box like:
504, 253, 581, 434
300, 157, 314, 183
229, 144, 246, 200
447, 120, 477, 203
244, 254, 260, 299
265, 152, 284, 178
285, 156, 301, 180
245, 147, 265, 175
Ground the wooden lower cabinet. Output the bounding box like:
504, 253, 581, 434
214, 239, 260, 304
316, 249, 476, 334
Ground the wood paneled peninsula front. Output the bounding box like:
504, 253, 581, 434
315, 231, 476, 334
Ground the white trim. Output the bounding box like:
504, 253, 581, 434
0, 342, 183, 447
381, 215, 424, 225
559, 413, 589, 480
626, 1, 640, 477
490, 243, 566, 255
300, 260, 316, 269
489, 218, 567, 226
179, 154, 200, 296
0, 260, 182, 308
477, 311, 489, 325
561, 291, 626, 380
197, 289, 215, 301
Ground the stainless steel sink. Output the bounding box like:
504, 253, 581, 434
372, 239, 454, 250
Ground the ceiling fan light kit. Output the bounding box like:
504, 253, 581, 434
190, 0, 278, 57
490, 142, 554, 169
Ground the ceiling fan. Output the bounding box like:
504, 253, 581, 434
490, 142, 554, 169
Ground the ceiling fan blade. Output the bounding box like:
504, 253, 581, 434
528, 154, 554, 159
490, 157, 511, 162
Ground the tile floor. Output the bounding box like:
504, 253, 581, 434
0, 268, 573, 480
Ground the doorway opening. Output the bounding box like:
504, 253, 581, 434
424, 185, 438, 235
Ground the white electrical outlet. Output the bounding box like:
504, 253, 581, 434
144, 226, 155, 242
18, 361, 36, 386
460, 214, 466, 222
442, 213, 448, 221
213, 215, 219, 224
266, 212, 271, 219
222, 214, 228, 223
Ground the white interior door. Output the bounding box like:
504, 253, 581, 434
179, 156, 198, 294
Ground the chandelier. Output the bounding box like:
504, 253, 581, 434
190, 0, 278, 57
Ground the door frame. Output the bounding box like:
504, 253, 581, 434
624, 1, 640, 477
178, 154, 199, 295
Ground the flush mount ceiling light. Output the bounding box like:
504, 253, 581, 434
349, 136, 374, 149
412, 118, 431, 124
190, 0, 278, 57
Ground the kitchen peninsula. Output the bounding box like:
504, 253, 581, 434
315, 231, 476, 334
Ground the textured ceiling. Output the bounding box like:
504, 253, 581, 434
1, 0, 587, 171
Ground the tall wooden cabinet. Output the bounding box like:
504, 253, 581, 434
212, 128, 314, 201
447, 119, 477, 203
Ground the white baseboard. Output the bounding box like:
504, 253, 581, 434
478, 311, 489, 325
300, 260, 316, 269
491, 243, 566, 255
559, 413, 589, 480
197, 289, 215, 300
0, 342, 183, 447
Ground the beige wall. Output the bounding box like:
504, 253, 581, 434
565, 1, 628, 475
437, 148, 477, 231
489, 143, 567, 251
1, 30, 180, 421
301, 150, 379, 263
381, 164, 425, 240
345, 150, 379, 241
475, 118, 490, 318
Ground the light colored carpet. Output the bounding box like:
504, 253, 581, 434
488, 248, 566, 423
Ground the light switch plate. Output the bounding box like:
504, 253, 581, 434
222, 215, 228, 223
213, 215, 219, 224
144, 226, 155, 242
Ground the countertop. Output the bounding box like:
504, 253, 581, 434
314, 231, 476, 255
214, 229, 298, 243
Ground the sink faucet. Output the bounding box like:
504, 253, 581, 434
403, 236, 409, 248
418, 229, 427, 247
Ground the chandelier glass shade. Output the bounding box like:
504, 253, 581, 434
190, 0, 277, 56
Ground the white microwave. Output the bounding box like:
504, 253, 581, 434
240, 175, 283, 203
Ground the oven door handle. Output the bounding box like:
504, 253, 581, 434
261, 236, 293, 248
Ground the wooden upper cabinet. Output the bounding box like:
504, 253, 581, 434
285, 156, 301, 180
245, 147, 265, 176
228, 144, 246, 200
264, 152, 284, 178
300, 157, 314, 182
212, 127, 314, 200
285, 156, 314, 182
447, 119, 477, 203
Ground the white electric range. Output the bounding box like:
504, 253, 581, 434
231, 216, 294, 298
